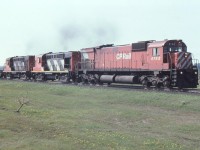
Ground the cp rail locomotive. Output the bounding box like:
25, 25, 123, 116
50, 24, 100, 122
1, 39, 199, 89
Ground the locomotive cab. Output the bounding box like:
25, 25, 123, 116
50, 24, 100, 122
163, 40, 198, 88
147, 40, 198, 88
163, 40, 191, 69
164, 40, 198, 88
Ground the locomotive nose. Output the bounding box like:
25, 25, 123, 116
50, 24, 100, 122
176, 52, 192, 69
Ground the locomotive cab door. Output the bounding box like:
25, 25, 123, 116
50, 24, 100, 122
64, 57, 71, 69
10, 58, 14, 71
163, 46, 172, 69
42, 54, 49, 71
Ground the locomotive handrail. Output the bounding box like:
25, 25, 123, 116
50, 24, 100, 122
192, 59, 199, 68
192, 54, 199, 69
167, 52, 173, 77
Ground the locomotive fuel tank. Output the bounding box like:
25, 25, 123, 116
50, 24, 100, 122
99, 75, 139, 84
100, 75, 115, 83
115, 75, 138, 84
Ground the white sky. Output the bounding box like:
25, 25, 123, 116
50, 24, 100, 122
0, 0, 200, 65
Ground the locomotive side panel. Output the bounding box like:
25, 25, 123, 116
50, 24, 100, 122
94, 44, 149, 70
131, 51, 148, 69
113, 45, 132, 70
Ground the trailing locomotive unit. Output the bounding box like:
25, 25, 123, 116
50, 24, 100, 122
2, 56, 35, 79
0, 66, 3, 77
79, 39, 198, 88
32, 51, 80, 81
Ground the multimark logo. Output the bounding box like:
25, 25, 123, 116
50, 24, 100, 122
116, 53, 131, 60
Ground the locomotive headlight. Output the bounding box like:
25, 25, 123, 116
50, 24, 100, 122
195, 72, 197, 75
180, 71, 183, 74
184, 53, 188, 58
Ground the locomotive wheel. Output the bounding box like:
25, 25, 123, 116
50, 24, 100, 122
34, 75, 38, 81
66, 77, 70, 83
89, 79, 96, 85
156, 83, 162, 89
142, 80, 150, 89
22, 74, 27, 80
83, 79, 88, 84
10, 75, 13, 80
163, 80, 170, 88
42, 75, 47, 82
71, 76, 76, 83
178, 86, 183, 91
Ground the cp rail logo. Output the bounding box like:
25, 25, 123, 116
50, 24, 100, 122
116, 53, 131, 60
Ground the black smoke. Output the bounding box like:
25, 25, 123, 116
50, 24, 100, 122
59, 23, 118, 50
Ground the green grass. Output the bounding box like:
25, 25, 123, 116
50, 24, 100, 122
0, 80, 200, 150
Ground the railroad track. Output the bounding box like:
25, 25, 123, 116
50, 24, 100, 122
1, 78, 200, 95
101, 83, 200, 95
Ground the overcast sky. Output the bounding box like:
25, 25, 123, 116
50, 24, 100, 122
0, 0, 200, 65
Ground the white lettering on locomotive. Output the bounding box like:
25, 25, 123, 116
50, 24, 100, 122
151, 56, 161, 60
116, 53, 131, 60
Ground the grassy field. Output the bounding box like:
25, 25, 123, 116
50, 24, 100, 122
0, 80, 200, 150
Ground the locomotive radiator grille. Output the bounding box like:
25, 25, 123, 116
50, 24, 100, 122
177, 52, 192, 69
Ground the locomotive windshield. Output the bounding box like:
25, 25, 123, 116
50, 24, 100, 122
168, 47, 183, 52
164, 46, 187, 53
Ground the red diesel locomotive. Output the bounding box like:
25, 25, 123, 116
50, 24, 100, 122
79, 39, 198, 88
1, 39, 199, 89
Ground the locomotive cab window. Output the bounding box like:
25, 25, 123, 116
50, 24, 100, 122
169, 47, 182, 52
164, 46, 187, 53
152, 48, 159, 56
